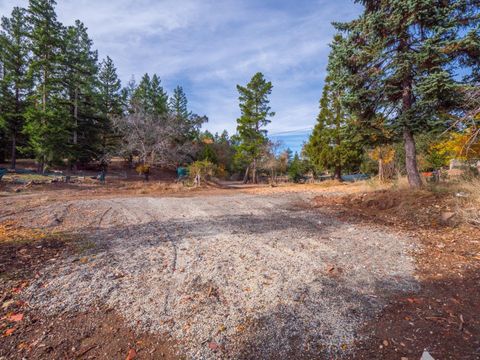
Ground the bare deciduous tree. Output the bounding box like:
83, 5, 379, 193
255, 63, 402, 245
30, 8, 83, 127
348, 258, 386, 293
113, 104, 204, 168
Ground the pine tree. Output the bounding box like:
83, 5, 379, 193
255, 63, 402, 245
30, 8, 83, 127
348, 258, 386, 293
62, 20, 99, 168
97, 56, 122, 162
121, 76, 136, 113
0, 54, 6, 163
0, 7, 31, 169
168, 85, 204, 141
132, 73, 151, 111
235, 72, 274, 183
304, 75, 362, 180
331, 0, 480, 188
98, 56, 121, 117
24, 0, 68, 171
169, 85, 189, 120
288, 153, 305, 183
150, 74, 168, 116
131, 73, 169, 116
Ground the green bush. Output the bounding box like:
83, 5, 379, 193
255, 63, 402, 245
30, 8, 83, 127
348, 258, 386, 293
288, 154, 306, 183
188, 160, 217, 183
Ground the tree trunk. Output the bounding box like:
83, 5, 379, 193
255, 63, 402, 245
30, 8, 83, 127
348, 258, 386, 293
403, 128, 422, 188
333, 165, 342, 181
243, 165, 250, 184
11, 132, 17, 170
12, 85, 19, 170
401, 52, 422, 189
378, 159, 384, 182
252, 159, 257, 184
73, 88, 78, 173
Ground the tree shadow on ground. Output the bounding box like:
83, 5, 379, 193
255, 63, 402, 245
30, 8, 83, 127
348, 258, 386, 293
231, 268, 480, 360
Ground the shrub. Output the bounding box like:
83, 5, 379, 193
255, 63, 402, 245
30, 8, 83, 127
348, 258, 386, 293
188, 160, 217, 185
135, 164, 151, 181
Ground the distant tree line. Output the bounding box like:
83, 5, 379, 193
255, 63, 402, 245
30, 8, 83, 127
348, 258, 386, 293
0, 0, 209, 173
4, 0, 477, 187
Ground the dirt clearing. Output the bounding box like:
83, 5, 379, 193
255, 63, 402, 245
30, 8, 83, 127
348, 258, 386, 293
1, 189, 418, 359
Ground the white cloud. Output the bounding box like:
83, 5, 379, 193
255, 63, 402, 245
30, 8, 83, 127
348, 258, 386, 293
0, 0, 362, 135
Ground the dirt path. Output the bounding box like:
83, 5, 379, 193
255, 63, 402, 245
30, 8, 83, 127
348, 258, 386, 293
5, 190, 418, 359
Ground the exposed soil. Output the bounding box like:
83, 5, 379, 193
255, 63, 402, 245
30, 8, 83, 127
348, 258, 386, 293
0, 226, 179, 360
313, 189, 480, 359
0, 183, 478, 359
1, 185, 418, 359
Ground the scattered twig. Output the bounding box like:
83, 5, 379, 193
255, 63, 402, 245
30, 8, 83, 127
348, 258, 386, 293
76, 344, 98, 358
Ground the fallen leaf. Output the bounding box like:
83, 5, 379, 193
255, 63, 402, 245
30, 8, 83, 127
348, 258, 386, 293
8, 313, 23, 322
125, 348, 136, 360
18, 342, 29, 350
11, 281, 29, 294
3, 328, 15, 336
2, 300, 15, 309
406, 297, 423, 304
236, 324, 246, 333
208, 342, 219, 351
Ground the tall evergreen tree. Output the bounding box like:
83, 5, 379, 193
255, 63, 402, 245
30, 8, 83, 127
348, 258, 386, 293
97, 56, 122, 161
132, 73, 169, 116
121, 76, 136, 113
168, 85, 204, 141
0, 7, 31, 168
0, 56, 6, 163
62, 20, 99, 168
235, 72, 274, 183
24, 0, 68, 171
132, 73, 151, 111
331, 0, 480, 188
304, 75, 362, 179
169, 85, 189, 120
150, 74, 168, 116
98, 56, 121, 117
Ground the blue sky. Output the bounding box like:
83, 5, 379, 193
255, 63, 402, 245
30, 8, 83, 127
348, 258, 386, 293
1, 0, 361, 149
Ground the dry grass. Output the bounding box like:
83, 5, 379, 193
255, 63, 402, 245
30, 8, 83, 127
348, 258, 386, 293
451, 178, 480, 226
0, 221, 50, 244
354, 175, 410, 194
364, 175, 480, 227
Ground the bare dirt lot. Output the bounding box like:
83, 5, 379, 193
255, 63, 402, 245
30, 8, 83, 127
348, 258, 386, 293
0, 183, 478, 359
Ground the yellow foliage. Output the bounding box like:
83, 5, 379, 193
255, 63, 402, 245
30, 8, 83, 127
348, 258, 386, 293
369, 145, 395, 164
435, 130, 480, 161
135, 164, 150, 175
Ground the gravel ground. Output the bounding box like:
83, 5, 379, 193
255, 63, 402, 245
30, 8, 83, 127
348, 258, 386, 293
17, 191, 418, 359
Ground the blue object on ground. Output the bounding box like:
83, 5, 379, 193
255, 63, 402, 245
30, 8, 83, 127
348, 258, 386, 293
177, 167, 189, 179
342, 173, 370, 182
0, 168, 7, 181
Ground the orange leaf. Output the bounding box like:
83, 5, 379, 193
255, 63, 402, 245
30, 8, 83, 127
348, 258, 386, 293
3, 328, 15, 336
125, 348, 136, 360
18, 342, 29, 350
8, 313, 24, 322
406, 297, 423, 304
